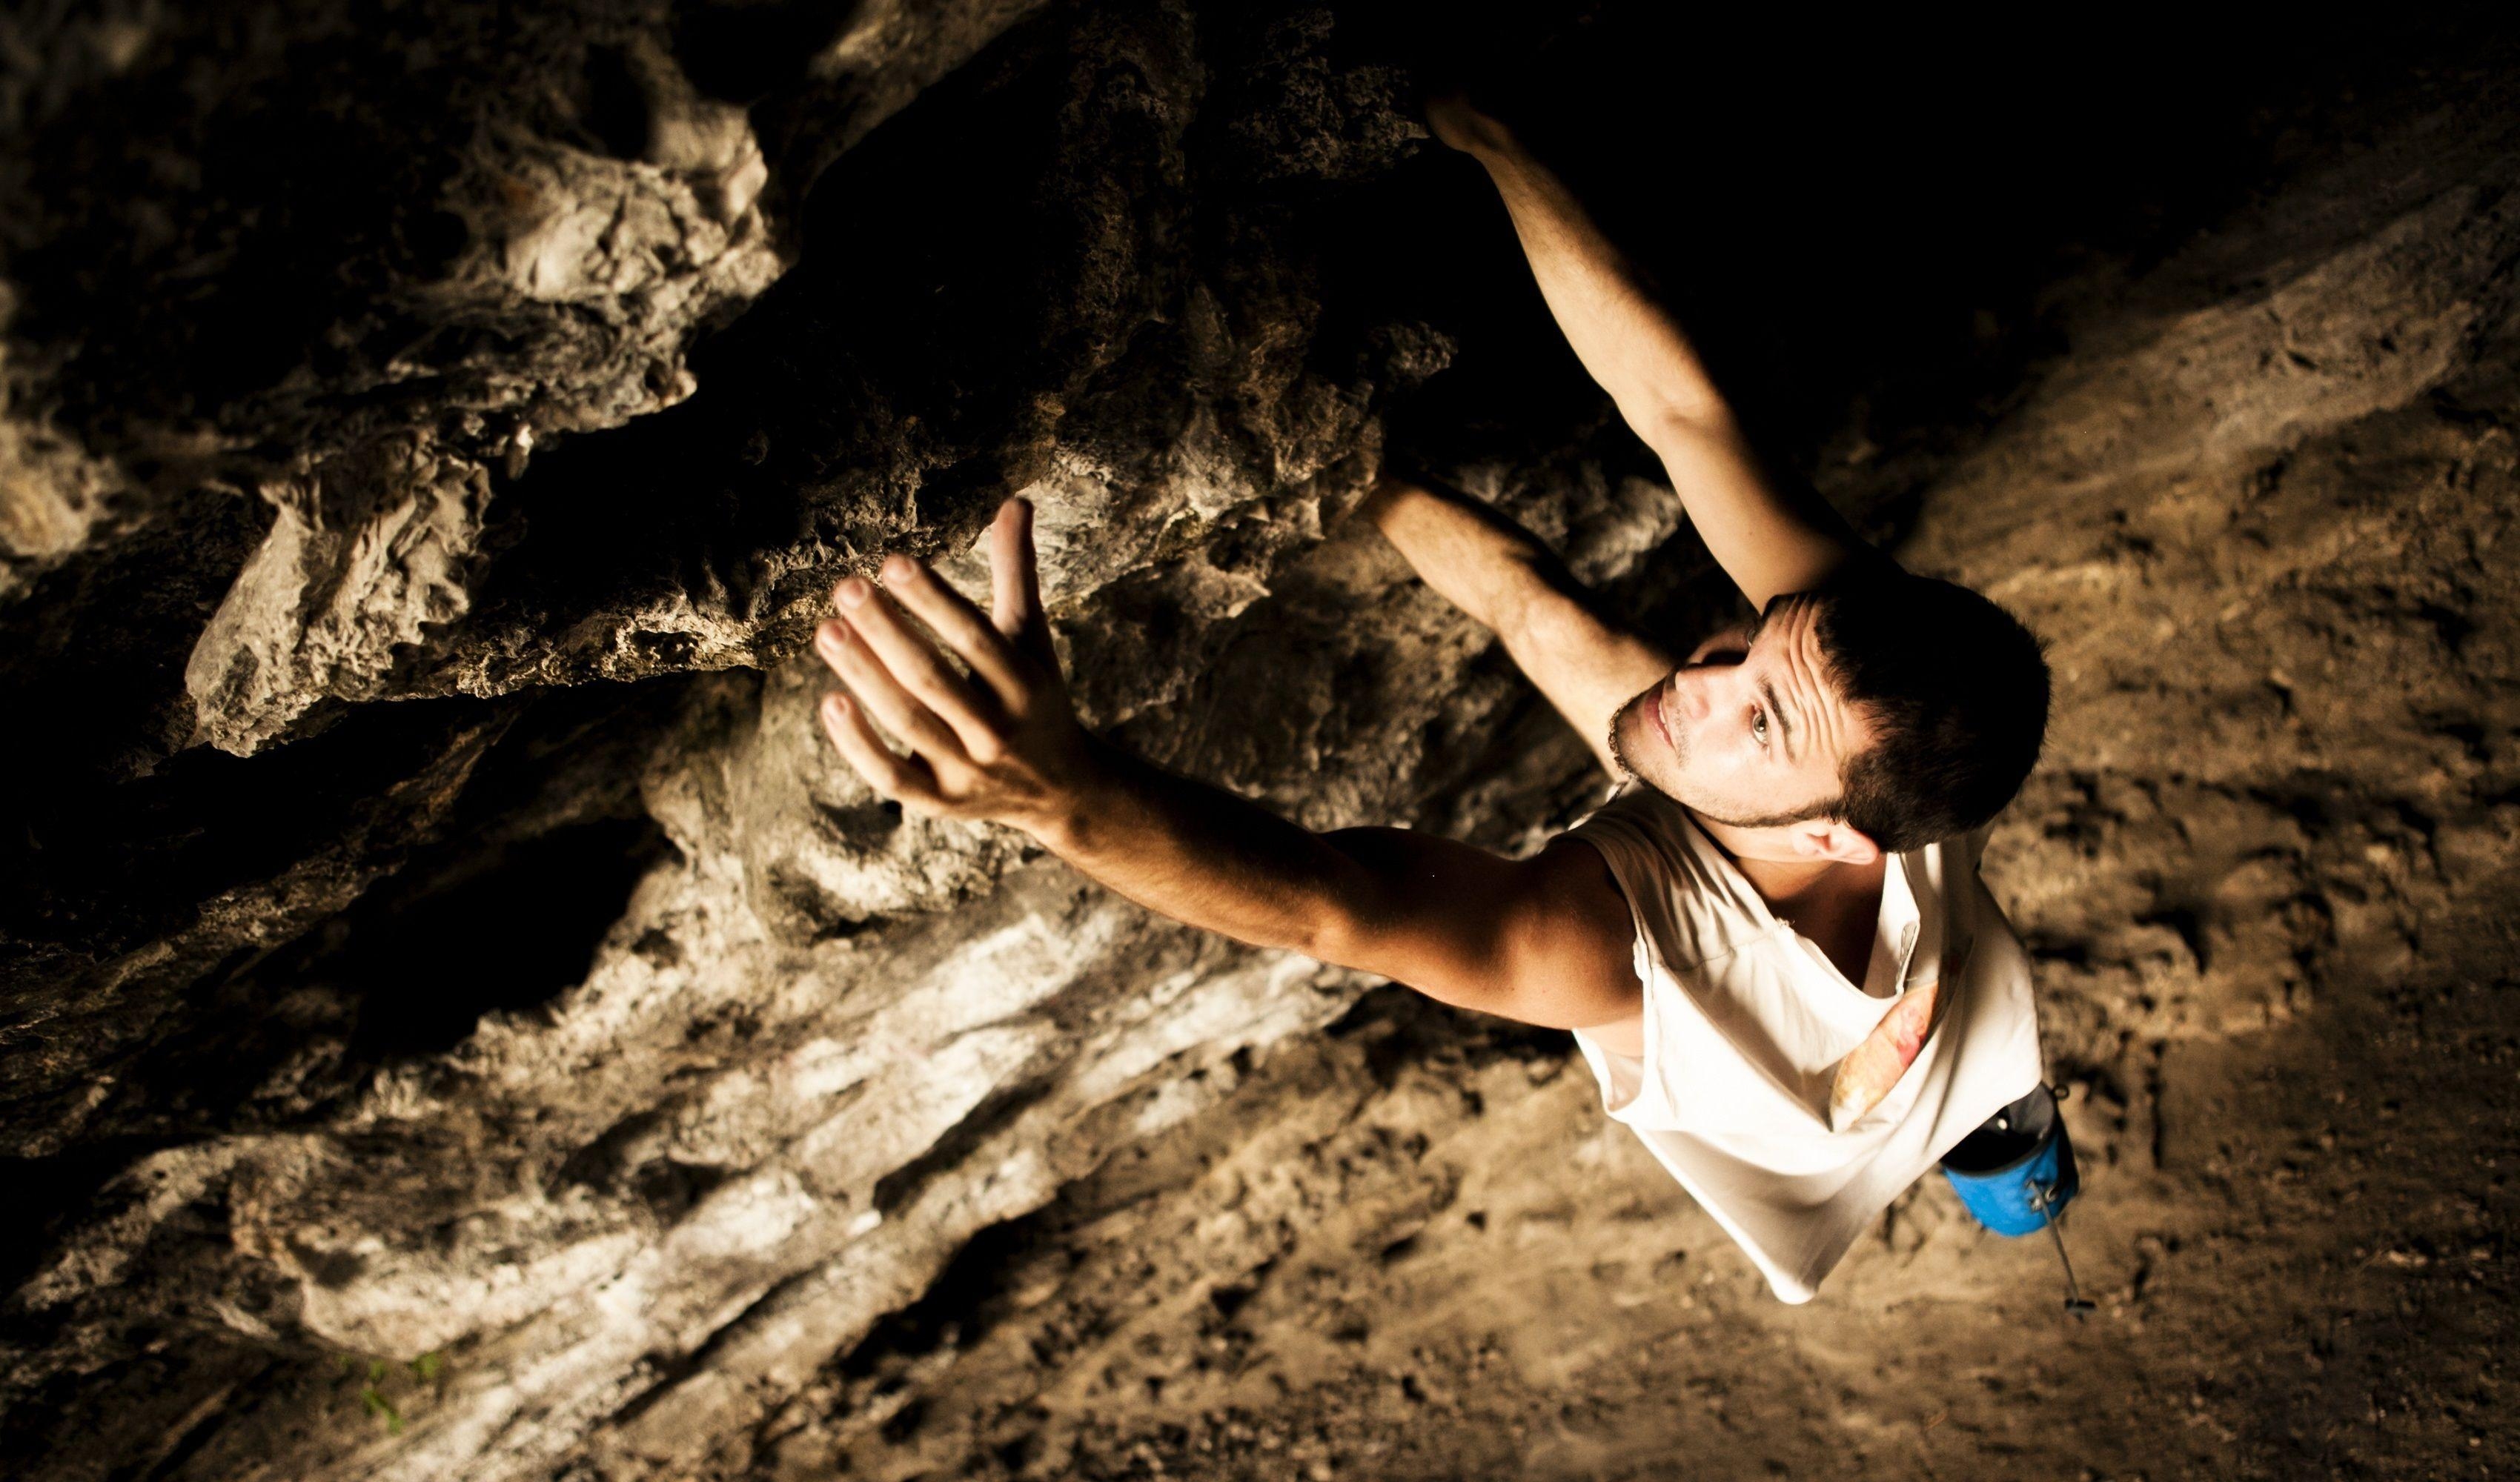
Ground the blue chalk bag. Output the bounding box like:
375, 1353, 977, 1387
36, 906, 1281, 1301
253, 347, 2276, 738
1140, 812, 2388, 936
1940, 1083, 2096, 1317
1940, 1082, 2078, 1234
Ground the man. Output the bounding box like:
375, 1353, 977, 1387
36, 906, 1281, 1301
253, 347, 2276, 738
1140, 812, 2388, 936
810, 96, 2052, 1303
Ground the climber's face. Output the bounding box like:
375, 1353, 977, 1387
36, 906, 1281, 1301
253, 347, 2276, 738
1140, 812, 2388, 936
1607, 597, 1874, 833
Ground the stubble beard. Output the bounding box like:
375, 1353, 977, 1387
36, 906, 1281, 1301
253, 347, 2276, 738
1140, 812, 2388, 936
1606, 682, 1672, 787
1606, 718, 1634, 782
1606, 679, 1828, 832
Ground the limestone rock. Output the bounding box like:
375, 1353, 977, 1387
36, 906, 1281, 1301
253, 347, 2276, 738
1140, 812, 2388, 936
6, 5, 2519, 1482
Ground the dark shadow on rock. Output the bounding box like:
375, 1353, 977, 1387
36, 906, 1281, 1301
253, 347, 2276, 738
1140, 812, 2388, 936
328, 811, 674, 1061
0, 674, 695, 1160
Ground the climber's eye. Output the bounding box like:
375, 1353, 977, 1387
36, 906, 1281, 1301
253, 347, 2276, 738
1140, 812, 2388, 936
1752, 707, 1770, 750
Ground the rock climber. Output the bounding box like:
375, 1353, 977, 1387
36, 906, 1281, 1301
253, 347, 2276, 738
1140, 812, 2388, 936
809, 93, 2055, 1303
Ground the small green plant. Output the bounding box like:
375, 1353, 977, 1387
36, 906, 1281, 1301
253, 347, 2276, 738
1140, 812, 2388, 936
334, 1350, 448, 1436
359, 1383, 403, 1435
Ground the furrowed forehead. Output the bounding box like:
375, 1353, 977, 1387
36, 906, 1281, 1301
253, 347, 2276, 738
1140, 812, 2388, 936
1746, 592, 1795, 643
1751, 590, 1817, 648
1762, 594, 1858, 726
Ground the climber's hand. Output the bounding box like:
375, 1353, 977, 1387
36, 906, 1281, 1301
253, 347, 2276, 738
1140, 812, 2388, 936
813, 497, 1096, 831
1424, 90, 1508, 156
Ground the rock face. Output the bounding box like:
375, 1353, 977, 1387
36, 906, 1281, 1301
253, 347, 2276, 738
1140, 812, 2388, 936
4, 5, 2519, 1481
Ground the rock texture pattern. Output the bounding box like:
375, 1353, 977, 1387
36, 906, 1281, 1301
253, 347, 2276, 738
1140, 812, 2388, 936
5, 4, 2519, 1481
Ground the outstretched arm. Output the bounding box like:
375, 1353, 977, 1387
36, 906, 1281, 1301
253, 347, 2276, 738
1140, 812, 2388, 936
1430, 96, 1883, 610
1361, 471, 1670, 779
811, 499, 1640, 1032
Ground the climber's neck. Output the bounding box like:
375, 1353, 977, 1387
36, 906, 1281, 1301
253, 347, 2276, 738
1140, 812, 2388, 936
1737, 850, 1885, 922
1691, 811, 1886, 917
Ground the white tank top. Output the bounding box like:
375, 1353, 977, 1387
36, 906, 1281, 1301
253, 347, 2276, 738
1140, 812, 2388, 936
1562, 782, 2048, 1303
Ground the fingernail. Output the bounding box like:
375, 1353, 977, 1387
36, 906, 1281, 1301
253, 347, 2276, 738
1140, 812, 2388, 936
882, 554, 914, 581
839, 577, 869, 608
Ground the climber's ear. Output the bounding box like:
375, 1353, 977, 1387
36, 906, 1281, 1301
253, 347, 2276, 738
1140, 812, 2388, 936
988, 496, 1058, 672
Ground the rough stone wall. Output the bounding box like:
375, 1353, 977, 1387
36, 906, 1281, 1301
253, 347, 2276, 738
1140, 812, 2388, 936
0, 3, 1658, 1477
5, 3, 2519, 1480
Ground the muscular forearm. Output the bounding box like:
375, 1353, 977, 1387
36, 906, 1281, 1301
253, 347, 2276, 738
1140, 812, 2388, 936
1462, 125, 1725, 435
1453, 115, 1874, 608
1359, 473, 1566, 634
1360, 470, 1674, 777
1024, 737, 1608, 1021
1027, 735, 1380, 963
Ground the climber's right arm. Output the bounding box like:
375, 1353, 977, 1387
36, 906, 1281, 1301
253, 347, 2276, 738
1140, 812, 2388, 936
811, 498, 1642, 1034
1021, 741, 1640, 1034
1361, 471, 1671, 779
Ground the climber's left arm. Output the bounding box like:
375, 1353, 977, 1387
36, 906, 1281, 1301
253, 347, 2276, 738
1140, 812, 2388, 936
1362, 470, 1673, 780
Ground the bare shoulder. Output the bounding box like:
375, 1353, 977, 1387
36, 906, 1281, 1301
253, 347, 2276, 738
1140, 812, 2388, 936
1320, 825, 1640, 1034
1489, 835, 1645, 1037
1521, 834, 1637, 942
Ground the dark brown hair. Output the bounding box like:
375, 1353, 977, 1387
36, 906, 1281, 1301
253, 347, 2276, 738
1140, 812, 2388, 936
1773, 568, 2052, 854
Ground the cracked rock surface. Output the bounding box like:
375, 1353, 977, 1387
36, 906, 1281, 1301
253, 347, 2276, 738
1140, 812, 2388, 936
4, 4, 2519, 1480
